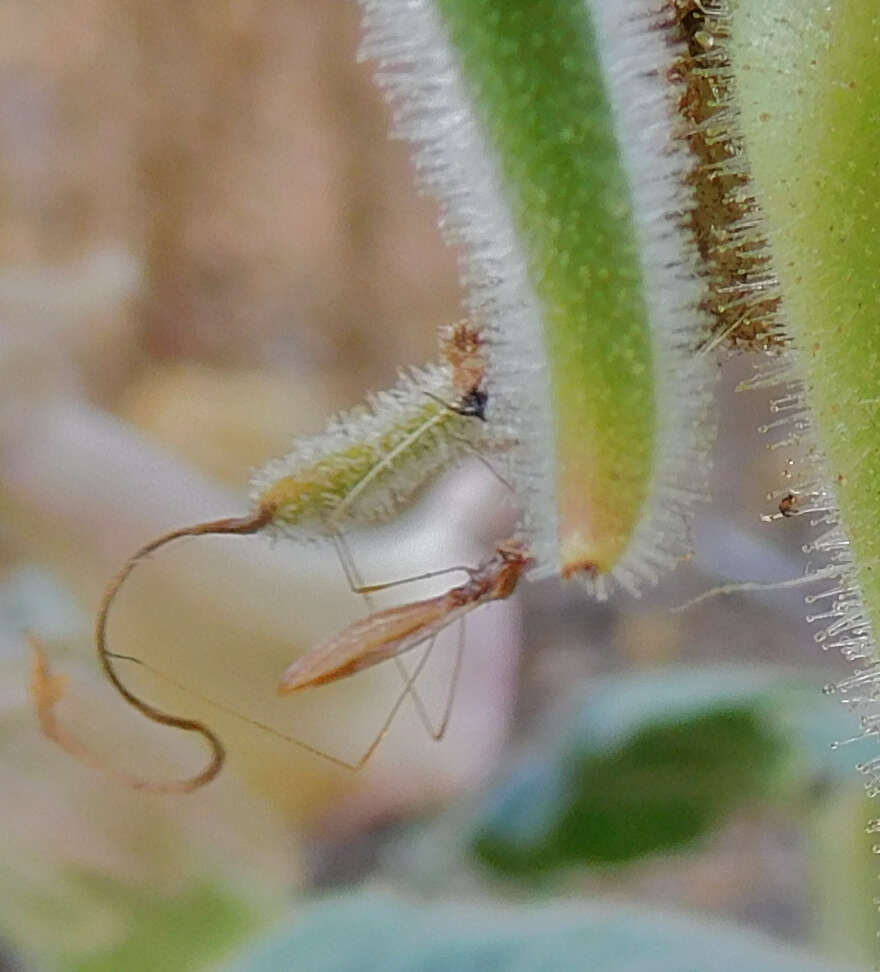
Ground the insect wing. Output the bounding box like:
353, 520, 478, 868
279, 595, 452, 692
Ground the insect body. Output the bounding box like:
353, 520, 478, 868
279, 542, 530, 693
32, 541, 529, 776
31, 323, 512, 792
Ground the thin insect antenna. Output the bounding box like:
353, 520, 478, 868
108, 644, 436, 773
423, 389, 458, 412
104, 650, 363, 772
33, 507, 273, 793
446, 431, 516, 495
422, 389, 485, 421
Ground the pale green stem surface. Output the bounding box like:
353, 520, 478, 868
730, 1, 880, 635
807, 788, 878, 966
435, 0, 655, 574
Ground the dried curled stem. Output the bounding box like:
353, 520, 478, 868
31, 508, 272, 793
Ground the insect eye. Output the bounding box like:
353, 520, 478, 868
460, 388, 488, 421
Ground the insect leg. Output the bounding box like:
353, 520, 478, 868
347, 624, 441, 768
330, 530, 447, 739
330, 531, 472, 596
428, 615, 467, 742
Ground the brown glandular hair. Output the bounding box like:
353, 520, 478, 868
660, 0, 784, 352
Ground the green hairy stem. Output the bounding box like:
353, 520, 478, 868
435, 0, 656, 576
730, 3, 880, 682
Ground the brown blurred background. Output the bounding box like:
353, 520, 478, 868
1, 0, 462, 438
0, 2, 870, 968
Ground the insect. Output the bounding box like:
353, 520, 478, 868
280, 540, 530, 691
778, 491, 799, 517
30, 323, 515, 791
277, 540, 531, 768
31, 539, 529, 777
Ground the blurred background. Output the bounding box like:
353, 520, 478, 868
0, 2, 873, 970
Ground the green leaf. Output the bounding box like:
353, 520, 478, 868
222, 890, 857, 972
61, 877, 265, 972
472, 667, 874, 876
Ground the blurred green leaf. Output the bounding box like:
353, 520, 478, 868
61, 877, 265, 972
473, 667, 874, 876
222, 890, 856, 972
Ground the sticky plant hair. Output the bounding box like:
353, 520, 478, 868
722, 0, 880, 792
359, 0, 713, 594
664, 0, 784, 352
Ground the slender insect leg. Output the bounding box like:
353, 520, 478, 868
329, 531, 472, 595
332, 529, 469, 742
330, 530, 444, 739
355, 564, 475, 595
347, 623, 442, 769
428, 615, 467, 742
390, 618, 466, 744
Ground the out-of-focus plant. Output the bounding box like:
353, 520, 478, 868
3, 0, 878, 968
34, 0, 719, 794
0, 396, 521, 967
374, 665, 879, 963
0, 564, 289, 970
222, 890, 861, 972
724, 0, 880, 763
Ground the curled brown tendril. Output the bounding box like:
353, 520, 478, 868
30, 508, 272, 794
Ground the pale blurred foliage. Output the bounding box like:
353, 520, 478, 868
0, 1, 521, 963
0, 0, 843, 964
1, 624, 291, 961
119, 363, 344, 487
